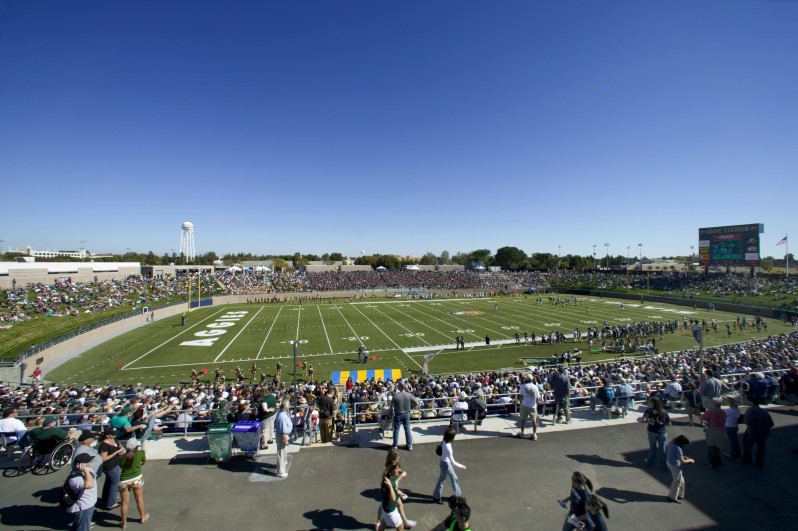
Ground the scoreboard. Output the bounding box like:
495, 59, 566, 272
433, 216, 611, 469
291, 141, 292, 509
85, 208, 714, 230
698, 223, 763, 266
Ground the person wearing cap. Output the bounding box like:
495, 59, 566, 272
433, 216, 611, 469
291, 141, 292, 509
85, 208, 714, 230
118, 437, 149, 527
67, 452, 97, 531
72, 431, 103, 479
742, 396, 774, 468
28, 415, 71, 446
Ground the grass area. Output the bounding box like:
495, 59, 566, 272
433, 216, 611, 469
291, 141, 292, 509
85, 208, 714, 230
45, 296, 793, 386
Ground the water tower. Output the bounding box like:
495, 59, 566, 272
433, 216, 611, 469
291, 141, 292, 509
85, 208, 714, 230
180, 221, 196, 262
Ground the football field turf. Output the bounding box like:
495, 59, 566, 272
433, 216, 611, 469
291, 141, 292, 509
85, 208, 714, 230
45, 295, 792, 385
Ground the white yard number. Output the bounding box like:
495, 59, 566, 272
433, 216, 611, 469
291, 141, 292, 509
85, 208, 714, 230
401, 333, 425, 337
501, 326, 520, 330
344, 336, 370, 341
455, 329, 474, 334
282, 339, 308, 344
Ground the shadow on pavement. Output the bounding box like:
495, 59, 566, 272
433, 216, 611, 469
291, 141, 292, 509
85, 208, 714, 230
302, 508, 371, 530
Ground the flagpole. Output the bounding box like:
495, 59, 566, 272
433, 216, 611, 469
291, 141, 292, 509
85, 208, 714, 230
787, 234, 790, 279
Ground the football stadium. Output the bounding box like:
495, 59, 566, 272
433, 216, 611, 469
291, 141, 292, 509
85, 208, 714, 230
2, 2, 797, 530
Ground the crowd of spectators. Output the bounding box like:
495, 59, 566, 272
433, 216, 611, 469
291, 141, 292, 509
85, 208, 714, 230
0, 274, 216, 324
2, 331, 796, 440
548, 270, 798, 305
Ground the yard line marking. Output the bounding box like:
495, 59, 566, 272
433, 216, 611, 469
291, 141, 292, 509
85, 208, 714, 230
332, 305, 367, 349
213, 306, 264, 362
348, 303, 423, 370
369, 304, 433, 346
295, 305, 302, 344
317, 305, 334, 354
122, 309, 226, 369
255, 306, 284, 360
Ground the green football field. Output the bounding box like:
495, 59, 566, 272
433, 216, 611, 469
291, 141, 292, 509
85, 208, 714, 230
45, 295, 792, 386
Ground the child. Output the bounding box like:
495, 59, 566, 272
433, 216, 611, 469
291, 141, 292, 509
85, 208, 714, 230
334, 413, 345, 442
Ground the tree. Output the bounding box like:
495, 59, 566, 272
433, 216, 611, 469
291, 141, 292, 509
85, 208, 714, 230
419, 252, 438, 265
438, 250, 451, 265
493, 246, 527, 270
329, 252, 344, 261
272, 257, 289, 271
528, 252, 558, 270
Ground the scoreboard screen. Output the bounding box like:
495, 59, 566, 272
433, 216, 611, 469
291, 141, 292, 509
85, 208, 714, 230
698, 224, 763, 266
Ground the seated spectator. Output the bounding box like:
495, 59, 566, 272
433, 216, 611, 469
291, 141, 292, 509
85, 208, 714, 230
0, 407, 28, 448
589, 380, 615, 414
658, 374, 683, 405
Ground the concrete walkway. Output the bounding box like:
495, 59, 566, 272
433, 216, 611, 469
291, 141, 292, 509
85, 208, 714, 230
2, 404, 797, 530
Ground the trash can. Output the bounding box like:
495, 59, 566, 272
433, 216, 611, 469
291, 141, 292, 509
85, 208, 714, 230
232, 420, 262, 457
207, 423, 233, 463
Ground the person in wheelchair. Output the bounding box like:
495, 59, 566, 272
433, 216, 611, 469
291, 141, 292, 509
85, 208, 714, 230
28, 415, 77, 450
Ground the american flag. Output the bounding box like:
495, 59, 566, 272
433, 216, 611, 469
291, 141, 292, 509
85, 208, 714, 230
777, 235, 788, 246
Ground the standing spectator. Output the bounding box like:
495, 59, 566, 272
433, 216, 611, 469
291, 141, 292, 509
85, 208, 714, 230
66, 453, 97, 531
275, 400, 292, 478
258, 387, 278, 450
391, 382, 418, 451
638, 397, 671, 469
516, 375, 540, 440
98, 428, 125, 511
723, 397, 742, 460
72, 431, 103, 479
433, 427, 467, 504
553, 368, 572, 424
665, 435, 694, 503
118, 438, 149, 528
32, 366, 42, 384
742, 396, 775, 469
317, 386, 336, 443
701, 398, 726, 470
378, 462, 416, 530
700, 368, 724, 410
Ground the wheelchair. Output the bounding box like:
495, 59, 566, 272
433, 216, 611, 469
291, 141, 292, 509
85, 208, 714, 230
17, 437, 76, 474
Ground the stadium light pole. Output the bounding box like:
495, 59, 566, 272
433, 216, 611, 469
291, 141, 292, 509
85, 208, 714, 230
638, 243, 643, 262
689, 245, 694, 273
604, 243, 609, 270
0, 239, 5, 262
558, 244, 561, 269
592, 244, 596, 271
80, 240, 87, 261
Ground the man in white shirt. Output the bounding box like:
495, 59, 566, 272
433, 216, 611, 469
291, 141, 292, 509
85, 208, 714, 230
517, 375, 541, 441
0, 407, 28, 448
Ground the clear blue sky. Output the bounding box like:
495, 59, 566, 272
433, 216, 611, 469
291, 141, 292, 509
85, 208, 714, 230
1, 0, 795, 259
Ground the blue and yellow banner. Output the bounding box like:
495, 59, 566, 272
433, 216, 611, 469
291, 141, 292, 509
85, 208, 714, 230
331, 369, 402, 385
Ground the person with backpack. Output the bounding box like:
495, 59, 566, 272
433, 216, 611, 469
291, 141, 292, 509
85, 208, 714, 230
63, 453, 96, 531
589, 379, 615, 415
